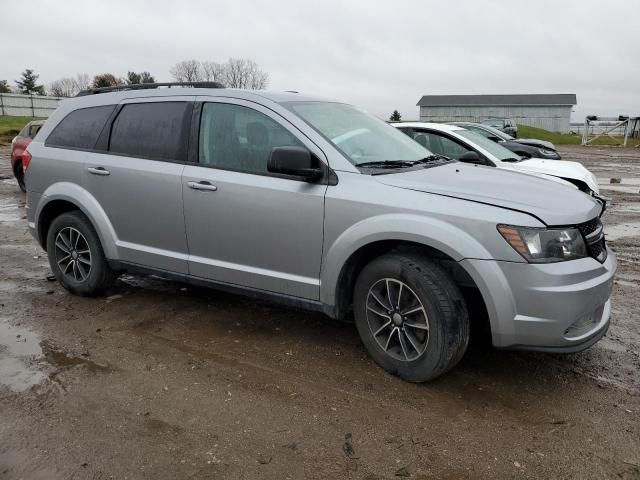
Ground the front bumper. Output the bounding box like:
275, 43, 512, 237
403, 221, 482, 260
460, 248, 616, 352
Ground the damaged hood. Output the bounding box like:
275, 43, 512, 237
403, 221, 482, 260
505, 158, 600, 194
375, 163, 602, 225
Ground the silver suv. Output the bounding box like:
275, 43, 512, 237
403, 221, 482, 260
25, 84, 616, 381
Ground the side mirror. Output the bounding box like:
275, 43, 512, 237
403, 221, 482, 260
488, 135, 502, 143
458, 151, 485, 164
267, 146, 323, 179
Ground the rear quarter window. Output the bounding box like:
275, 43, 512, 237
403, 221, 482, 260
46, 105, 115, 149
108, 102, 190, 161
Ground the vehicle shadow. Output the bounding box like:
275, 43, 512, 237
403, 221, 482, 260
111, 273, 601, 403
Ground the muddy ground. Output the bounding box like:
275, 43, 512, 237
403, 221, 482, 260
0, 145, 638, 479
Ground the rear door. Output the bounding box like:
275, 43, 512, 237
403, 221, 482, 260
181, 98, 327, 299
85, 96, 194, 273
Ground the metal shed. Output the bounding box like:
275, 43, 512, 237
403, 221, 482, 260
416, 94, 577, 133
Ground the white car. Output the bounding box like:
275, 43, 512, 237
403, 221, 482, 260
392, 122, 600, 195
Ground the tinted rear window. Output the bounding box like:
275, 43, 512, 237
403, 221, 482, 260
46, 105, 115, 149
108, 102, 190, 161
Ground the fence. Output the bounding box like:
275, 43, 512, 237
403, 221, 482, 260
0, 93, 63, 117
569, 122, 627, 136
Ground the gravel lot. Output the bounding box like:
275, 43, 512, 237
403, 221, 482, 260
1, 145, 639, 479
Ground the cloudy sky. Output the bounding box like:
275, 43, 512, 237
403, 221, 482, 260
2, 0, 639, 121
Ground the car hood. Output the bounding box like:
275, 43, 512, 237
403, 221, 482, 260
374, 163, 602, 225
515, 138, 556, 150
509, 158, 599, 194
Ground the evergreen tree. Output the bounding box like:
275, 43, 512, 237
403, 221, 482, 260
389, 110, 402, 122
0, 80, 11, 93
15, 69, 45, 95
126, 71, 156, 85
139, 72, 155, 83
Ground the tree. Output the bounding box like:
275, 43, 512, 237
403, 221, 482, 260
201, 61, 225, 83
126, 71, 156, 85
170, 60, 202, 82
92, 73, 124, 88
48, 77, 78, 97
139, 71, 155, 84
222, 58, 268, 89
15, 69, 45, 95
0, 80, 11, 93
389, 110, 402, 122
74, 73, 91, 92
170, 58, 269, 89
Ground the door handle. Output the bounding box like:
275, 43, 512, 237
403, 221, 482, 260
87, 166, 110, 176
187, 181, 218, 192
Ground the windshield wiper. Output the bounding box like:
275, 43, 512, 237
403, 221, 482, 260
419, 154, 452, 163
355, 160, 418, 168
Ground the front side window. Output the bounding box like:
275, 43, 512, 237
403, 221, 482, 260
109, 102, 190, 161
46, 105, 115, 149
199, 102, 304, 175
285, 102, 431, 166
412, 130, 471, 160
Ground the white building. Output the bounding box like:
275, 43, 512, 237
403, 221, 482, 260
417, 94, 577, 133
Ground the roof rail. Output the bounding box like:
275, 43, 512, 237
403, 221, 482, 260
75, 81, 225, 97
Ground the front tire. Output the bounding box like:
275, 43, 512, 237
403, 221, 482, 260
353, 254, 469, 382
46, 211, 117, 296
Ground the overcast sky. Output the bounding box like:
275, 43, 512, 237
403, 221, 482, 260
2, 0, 639, 121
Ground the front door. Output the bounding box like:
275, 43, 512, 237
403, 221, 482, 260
182, 99, 327, 299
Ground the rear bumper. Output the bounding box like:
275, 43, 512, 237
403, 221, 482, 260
461, 249, 616, 351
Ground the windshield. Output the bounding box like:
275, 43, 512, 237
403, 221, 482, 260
456, 129, 520, 162
468, 124, 513, 141
285, 102, 432, 165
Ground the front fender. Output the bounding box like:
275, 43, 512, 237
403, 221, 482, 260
36, 182, 119, 260
319, 213, 494, 306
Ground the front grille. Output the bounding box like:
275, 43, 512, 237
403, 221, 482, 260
577, 217, 607, 263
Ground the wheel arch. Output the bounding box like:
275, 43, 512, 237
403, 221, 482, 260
35, 183, 118, 259
320, 215, 492, 332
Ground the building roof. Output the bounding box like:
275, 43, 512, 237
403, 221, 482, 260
416, 94, 577, 107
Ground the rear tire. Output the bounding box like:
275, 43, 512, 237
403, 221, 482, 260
46, 211, 117, 296
14, 162, 26, 192
353, 253, 469, 382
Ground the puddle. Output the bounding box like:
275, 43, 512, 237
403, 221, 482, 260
605, 222, 640, 240
597, 177, 640, 186
611, 203, 640, 214
599, 185, 639, 194
0, 200, 23, 222
0, 318, 111, 392
597, 177, 640, 194
41, 340, 112, 373
0, 319, 46, 392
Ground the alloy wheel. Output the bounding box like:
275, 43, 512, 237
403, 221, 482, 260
365, 278, 430, 362
54, 227, 92, 282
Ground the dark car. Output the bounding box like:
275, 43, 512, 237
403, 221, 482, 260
11, 120, 44, 192
481, 118, 517, 137
450, 122, 562, 160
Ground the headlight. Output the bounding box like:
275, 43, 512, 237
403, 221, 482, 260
538, 148, 557, 156
498, 225, 587, 263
